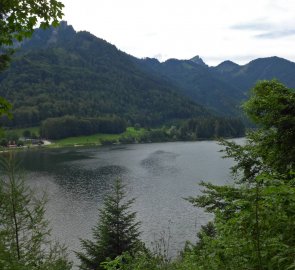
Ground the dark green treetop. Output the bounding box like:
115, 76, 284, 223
76, 180, 142, 270
243, 80, 295, 173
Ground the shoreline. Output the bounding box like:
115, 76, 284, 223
0, 136, 245, 152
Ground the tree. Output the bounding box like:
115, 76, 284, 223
76, 180, 142, 270
183, 80, 295, 270
0, 152, 72, 269
22, 129, 31, 138
0, 0, 64, 67
0, 0, 64, 119
243, 80, 295, 174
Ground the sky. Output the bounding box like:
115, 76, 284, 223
61, 0, 295, 66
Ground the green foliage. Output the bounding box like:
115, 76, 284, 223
0, 95, 12, 116
53, 133, 120, 147
49, 127, 143, 147
0, 49, 13, 72
0, 0, 64, 137
243, 80, 295, 173
40, 115, 126, 139
22, 129, 31, 138
186, 174, 295, 269
0, 152, 72, 269
180, 80, 295, 269
5, 130, 19, 141
101, 251, 173, 270
76, 180, 143, 270
0, 0, 63, 49
6, 126, 40, 138
179, 116, 245, 140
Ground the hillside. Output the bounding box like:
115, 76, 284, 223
1, 22, 293, 130
0, 22, 210, 128
213, 56, 295, 94
139, 55, 295, 117
138, 57, 245, 115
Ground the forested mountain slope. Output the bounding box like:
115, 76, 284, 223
138, 57, 245, 115
0, 22, 210, 127
139, 55, 295, 117
1, 21, 293, 129
213, 56, 295, 95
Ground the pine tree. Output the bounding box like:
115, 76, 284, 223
76, 180, 142, 270
0, 152, 72, 270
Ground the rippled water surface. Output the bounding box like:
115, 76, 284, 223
17, 140, 242, 265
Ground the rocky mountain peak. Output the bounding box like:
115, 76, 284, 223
190, 55, 208, 67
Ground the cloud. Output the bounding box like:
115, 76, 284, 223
152, 53, 167, 61
145, 32, 158, 37
231, 21, 295, 39
255, 29, 295, 39
231, 22, 272, 31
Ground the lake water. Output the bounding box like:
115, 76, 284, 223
17, 140, 241, 266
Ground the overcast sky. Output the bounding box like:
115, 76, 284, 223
61, 0, 295, 66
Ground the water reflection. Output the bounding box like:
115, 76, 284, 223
55, 165, 129, 201
18, 149, 93, 172
141, 150, 179, 175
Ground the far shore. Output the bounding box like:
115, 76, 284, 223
0, 136, 245, 153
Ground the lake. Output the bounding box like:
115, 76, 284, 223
17, 139, 241, 266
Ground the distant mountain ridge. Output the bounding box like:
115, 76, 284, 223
139, 55, 295, 116
212, 56, 295, 93
138, 57, 245, 115
214, 60, 240, 73
0, 21, 294, 128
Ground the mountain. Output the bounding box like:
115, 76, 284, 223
138, 57, 245, 115
214, 60, 240, 74
1, 21, 294, 129
212, 56, 295, 95
190, 55, 208, 67
140, 55, 295, 117
0, 22, 210, 127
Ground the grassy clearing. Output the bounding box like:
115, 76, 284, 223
5, 126, 40, 137
51, 127, 147, 147
4, 126, 148, 148
123, 127, 147, 138
53, 133, 121, 147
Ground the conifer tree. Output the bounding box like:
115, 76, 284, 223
0, 153, 72, 270
76, 180, 142, 270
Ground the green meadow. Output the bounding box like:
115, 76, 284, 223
50, 127, 147, 147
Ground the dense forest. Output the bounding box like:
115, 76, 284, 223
40, 115, 126, 139
0, 22, 210, 128
38, 115, 244, 141
178, 116, 245, 139
138, 57, 245, 116
139, 55, 295, 116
